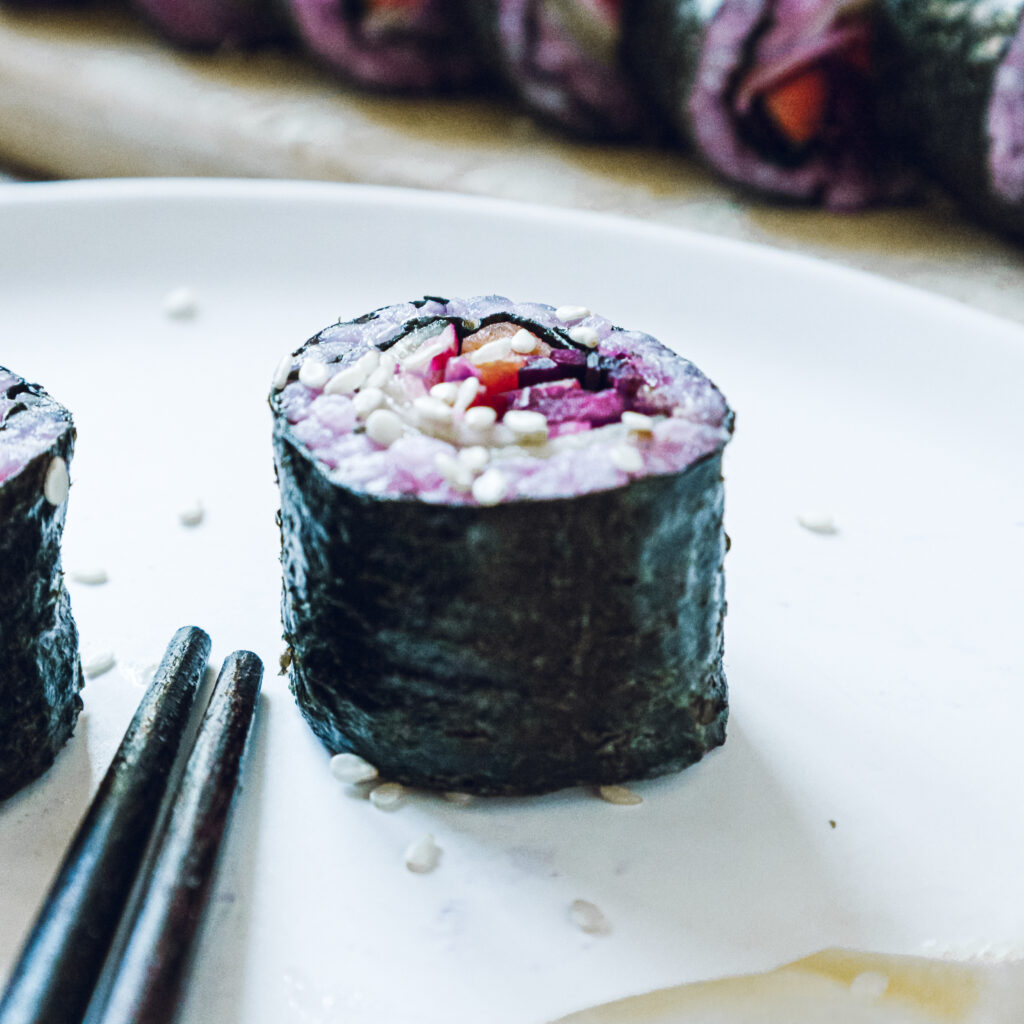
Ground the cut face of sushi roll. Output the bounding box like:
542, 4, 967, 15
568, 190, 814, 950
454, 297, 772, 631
0, 368, 83, 800
627, 0, 909, 209
463, 0, 654, 139
288, 0, 483, 91
877, 0, 1024, 238
271, 296, 733, 796
130, 0, 290, 49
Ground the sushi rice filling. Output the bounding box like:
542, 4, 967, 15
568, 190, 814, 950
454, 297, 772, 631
276, 297, 730, 506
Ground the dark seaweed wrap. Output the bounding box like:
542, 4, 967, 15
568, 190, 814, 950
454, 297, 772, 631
877, 0, 1024, 238
131, 0, 289, 49
0, 369, 83, 800
271, 297, 732, 795
462, 0, 657, 139
626, 0, 908, 208
288, 0, 483, 92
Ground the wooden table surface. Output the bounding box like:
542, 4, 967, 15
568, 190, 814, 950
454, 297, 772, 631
3, 5, 1024, 326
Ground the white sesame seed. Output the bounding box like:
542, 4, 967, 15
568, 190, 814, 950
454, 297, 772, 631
405, 833, 441, 874
598, 784, 643, 806
469, 337, 513, 365
365, 355, 397, 391
365, 408, 405, 448
797, 512, 839, 535
179, 500, 204, 527
555, 305, 591, 324
329, 752, 379, 784
443, 792, 473, 806
430, 382, 460, 404
434, 453, 473, 492
609, 444, 643, 474
458, 446, 490, 473
369, 782, 408, 811
272, 354, 294, 391
353, 386, 385, 419
83, 651, 116, 679
849, 972, 889, 1001
472, 468, 508, 506
453, 376, 482, 415
43, 457, 69, 506
403, 334, 452, 372
569, 899, 609, 935
325, 350, 378, 395
70, 568, 108, 586
414, 396, 455, 424
503, 410, 548, 443
621, 411, 655, 433
298, 359, 331, 391
463, 404, 497, 430
162, 286, 198, 319
510, 329, 538, 354
569, 326, 599, 348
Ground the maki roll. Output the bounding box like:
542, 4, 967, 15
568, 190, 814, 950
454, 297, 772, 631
0, 369, 83, 800
130, 0, 290, 49
626, 0, 908, 208
877, 0, 1024, 238
271, 296, 733, 796
462, 0, 656, 139
288, 0, 483, 92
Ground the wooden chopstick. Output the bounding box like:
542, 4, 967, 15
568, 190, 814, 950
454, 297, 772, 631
0, 626, 211, 1024
81, 650, 263, 1024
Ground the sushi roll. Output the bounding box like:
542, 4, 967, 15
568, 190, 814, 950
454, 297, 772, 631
130, 0, 290, 49
288, 0, 483, 92
877, 0, 1024, 238
271, 296, 733, 796
0, 369, 83, 800
462, 0, 655, 140
625, 0, 909, 208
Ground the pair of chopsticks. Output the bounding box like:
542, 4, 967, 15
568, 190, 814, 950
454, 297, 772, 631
0, 626, 263, 1024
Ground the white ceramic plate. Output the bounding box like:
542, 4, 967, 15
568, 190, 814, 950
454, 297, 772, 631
1, 180, 1022, 1024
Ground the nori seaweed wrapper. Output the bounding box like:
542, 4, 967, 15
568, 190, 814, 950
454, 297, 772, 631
271, 297, 733, 796
287, 0, 484, 92
0, 369, 83, 800
461, 0, 659, 140
877, 0, 1024, 238
625, 0, 910, 208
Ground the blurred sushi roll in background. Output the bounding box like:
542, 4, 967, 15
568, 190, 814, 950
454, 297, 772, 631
626, 0, 909, 208
0, 369, 83, 800
131, 0, 290, 49
270, 296, 733, 795
288, 0, 484, 92
462, 0, 655, 140
878, 0, 1024, 239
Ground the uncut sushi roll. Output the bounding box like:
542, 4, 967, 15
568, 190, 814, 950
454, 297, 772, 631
0, 369, 83, 800
271, 296, 733, 796
131, 0, 289, 49
463, 0, 655, 140
288, 0, 483, 92
877, 0, 1024, 238
625, 0, 908, 208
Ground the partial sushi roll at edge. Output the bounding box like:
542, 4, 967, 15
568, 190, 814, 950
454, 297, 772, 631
0, 368, 83, 800
271, 296, 733, 795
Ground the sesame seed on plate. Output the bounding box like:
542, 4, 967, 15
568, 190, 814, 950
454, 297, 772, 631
179, 500, 204, 527
162, 286, 198, 319
472, 468, 508, 506
569, 899, 610, 935
43, 457, 70, 506
568, 326, 599, 348
71, 568, 109, 586
598, 784, 643, 806
329, 752, 379, 784
298, 359, 331, 391
405, 833, 442, 874
797, 512, 839, 535
83, 651, 116, 679
555, 305, 591, 324
369, 782, 408, 811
